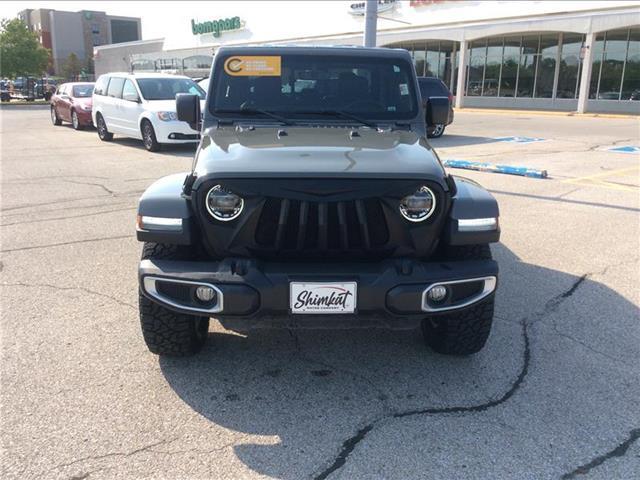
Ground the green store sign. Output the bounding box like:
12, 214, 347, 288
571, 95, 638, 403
191, 17, 242, 37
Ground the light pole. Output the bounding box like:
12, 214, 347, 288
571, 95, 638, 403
364, 0, 378, 47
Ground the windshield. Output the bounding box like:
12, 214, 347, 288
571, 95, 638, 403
211, 54, 418, 121
137, 77, 205, 101
72, 84, 94, 97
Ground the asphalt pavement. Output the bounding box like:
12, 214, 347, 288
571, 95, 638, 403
1, 105, 639, 480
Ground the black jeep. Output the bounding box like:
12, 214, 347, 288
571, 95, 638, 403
136, 46, 500, 356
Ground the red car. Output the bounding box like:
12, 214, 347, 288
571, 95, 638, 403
50, 82, 95, 130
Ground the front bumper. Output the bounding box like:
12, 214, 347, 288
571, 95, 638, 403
76, 109, 93, 126
139, 257, 498, 322
152, 119, 200, 143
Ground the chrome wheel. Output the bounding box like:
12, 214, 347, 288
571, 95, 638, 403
50, 107, 61, 125
143, 124, 153, 149
72, 111, 79, 129
429, 124, 445, 138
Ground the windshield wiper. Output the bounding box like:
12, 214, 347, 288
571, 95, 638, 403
296, 110, 378, 129
216, 107, 294, 125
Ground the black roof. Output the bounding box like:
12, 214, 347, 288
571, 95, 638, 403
215, 45, 412, 60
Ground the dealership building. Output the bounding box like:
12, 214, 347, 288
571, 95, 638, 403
94, 0, 639, 114
19, 8, 141, 75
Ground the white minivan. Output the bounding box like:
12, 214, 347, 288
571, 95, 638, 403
92, 73, 205, 151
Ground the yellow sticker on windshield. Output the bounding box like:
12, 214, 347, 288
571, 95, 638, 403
223, 56, 281, 76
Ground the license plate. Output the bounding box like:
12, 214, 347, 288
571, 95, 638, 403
290, 282, 357, 314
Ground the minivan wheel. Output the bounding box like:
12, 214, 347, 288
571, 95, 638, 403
427, 124, 445, 138
51, 106, 62, 126
71, 110, 83, 130
96, 113, 113, 141
141, 120, 160, 152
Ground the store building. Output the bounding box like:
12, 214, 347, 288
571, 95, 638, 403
18, 8, 142, 75
93, 0, 639, 113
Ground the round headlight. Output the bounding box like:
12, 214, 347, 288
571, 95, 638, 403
399, 186, 436, 222
205, 185, 244, 221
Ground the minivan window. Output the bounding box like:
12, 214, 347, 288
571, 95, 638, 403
136, 77, 205, 101
94, 76, 110, 96
107, 77, 125, 98
122, 80, 139, 101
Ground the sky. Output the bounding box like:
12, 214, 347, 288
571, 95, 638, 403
2, 1, 352, 40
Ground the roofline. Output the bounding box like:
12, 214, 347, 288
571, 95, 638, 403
94, 38, 164, 51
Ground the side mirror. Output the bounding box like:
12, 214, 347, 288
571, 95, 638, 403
123, 91, 140, 103
425, 97, 450, 126
176, 93, 201, 131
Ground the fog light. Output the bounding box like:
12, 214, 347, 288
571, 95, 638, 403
195, 286, 216, 303
427, 285, 448, 302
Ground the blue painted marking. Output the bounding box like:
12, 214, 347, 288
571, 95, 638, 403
495, 136, 546, 144
607, 146, 640, 154
444, 159, 548, 179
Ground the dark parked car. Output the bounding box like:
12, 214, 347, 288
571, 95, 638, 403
417, 76, 454, 138
50, 82, 95, 130
136, 46, 500, 357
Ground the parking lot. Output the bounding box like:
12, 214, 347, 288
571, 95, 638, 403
1, 106, 638, 479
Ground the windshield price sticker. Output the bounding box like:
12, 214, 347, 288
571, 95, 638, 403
224, 56, 282, 76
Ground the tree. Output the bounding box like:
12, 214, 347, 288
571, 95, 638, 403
61, 53, 82, 80
0, 18, 49, 78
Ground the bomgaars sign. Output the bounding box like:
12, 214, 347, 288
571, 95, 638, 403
191, 16, 243, 37
349, 0, 397, 16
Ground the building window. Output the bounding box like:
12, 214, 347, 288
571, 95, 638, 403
535, 34, 559, 98
467, 38, 487, 96
483, 37, 503, 96
500, 36, 521, 97
557, 33, 584, 99
622, 29, 640, 100
183, 55, 213, 71
590, 27, 640, 101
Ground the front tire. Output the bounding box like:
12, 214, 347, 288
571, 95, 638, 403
139, 243, 209, 356
71, 110, 83, 130
51, 106, 62, 126
422, 244, 495, 355
96, 113, 113, 141
427, 124, 445, 138
141, 119, 161, 152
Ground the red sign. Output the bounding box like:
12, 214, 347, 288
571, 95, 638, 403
410, 0, 445, 6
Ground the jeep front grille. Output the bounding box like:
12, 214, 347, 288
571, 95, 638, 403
194, 178, 450, 261
255, 197, 389, 253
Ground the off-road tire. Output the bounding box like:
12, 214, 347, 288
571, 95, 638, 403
51, 106, 62, 126
422, 244, 494, 355
96, 113, 113, 141
141, 119, 160, 152
139, 242, 209, 356
71, 110, 83, 130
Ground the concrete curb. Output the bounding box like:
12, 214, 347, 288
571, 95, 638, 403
457, 108, 638, 119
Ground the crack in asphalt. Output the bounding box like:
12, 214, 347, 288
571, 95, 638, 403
0, 206, 137, 226
561, 428, 640, 479
1, 191, 142, 213
1, 234, 132, 253
2, 282, 136, 310
38, 437, 180, 479
311, 269, 593, 480
60, 179, 115, 195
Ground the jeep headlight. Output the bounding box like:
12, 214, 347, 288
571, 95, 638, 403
399, 186, 436, 222
206, 185, 244, 221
